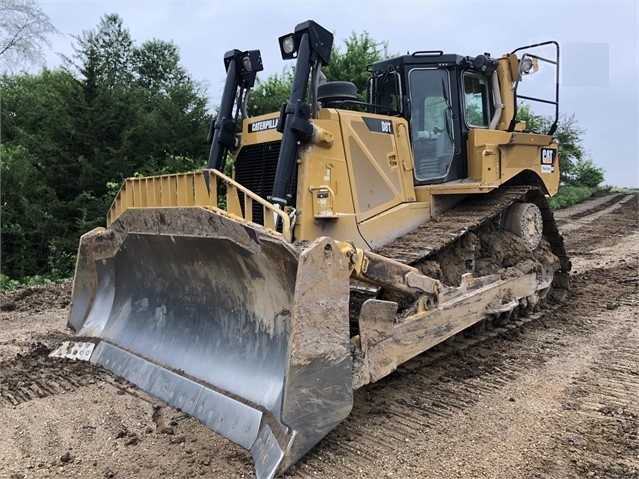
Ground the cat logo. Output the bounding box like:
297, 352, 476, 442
540, 147, 556, 173
249, 118, 279, 133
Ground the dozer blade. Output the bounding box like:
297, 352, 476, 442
58, 207, 353, 479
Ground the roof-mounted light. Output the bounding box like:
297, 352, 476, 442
242, 55, 253, 72
520, 56, 538, 74
277, 21, 332, 63
279, 34, 297, 59
519, 57, 533, 75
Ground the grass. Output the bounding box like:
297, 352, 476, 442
0, 273, 69, 291
609, 186, 639, 193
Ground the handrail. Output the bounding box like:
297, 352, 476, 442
508, 41, 560, 135
107, 169, 292, 241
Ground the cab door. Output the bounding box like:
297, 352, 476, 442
408, 68, 464, 184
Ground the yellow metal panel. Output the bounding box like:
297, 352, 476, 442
395, 121, 417, 202
227, 184, 242, 216
177, 174, 188, 206
357, 202, 430, 250
495, 54, 517, 131
208, 174, 218, 208
263, 208, 275, 230
244, 196, 253, 222
466, 129, 505, 184
124, 181, 132, 208
425, 182, 498, 195
152, 178, 160, 207
464, 127, 559, 196
194, 173, 210, 206
339, 111, 413, 220
159, 177, 169, 207
294, 113, 361, 245
241, 112, 282, 146
508, 132, 554, 146
136, 180, 143, 207
168, 176, 178, 205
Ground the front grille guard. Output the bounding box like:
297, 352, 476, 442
107, 169, 292, 241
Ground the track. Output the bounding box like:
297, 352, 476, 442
285, 193, 638, 478
373, 186, 570, 314
0, 192, 637, 479
288, 261, 639, 478
376, 185, 569, 272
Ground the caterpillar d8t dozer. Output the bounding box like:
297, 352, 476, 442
56, 20, 570, 479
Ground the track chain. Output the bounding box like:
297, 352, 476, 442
374, 185, 570, 291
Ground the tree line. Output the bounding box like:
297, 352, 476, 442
1, 13, 211, 281
1, 9, 602, 284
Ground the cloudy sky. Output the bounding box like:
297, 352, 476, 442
38, 0, 638, 187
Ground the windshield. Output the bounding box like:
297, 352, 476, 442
408, 69, 454, 182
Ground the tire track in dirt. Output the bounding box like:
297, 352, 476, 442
529, 300, 638, 479
553, 192, 631, 224
0, 342, 109, 407
556, 193, 634, 233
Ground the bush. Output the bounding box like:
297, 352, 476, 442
568, 158, 605, 188
0, 274, 21, 290
0, 272, 68, 290
549, 185, 597, 209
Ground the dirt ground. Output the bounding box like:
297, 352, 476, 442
1, 192, 637, 479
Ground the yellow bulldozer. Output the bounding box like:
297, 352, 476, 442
55, 20, 570, 479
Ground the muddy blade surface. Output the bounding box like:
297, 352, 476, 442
65, 208, 353, 479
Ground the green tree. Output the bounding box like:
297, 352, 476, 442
570, 158, 605, 188
66, 13, 211, 184
1, 13, 212, 280
132, 39, 189, 93
0, 144, 63, 279
125, 39, 211, 174
0, 69, 83, 201
547, 113, 586, 180
249, 31, 393, 116
322, 31, 390, 99
248, 68, 293, 117
69, 13, 134, 87
516, 104, 545, 132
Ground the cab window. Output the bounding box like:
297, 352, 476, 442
369, 70, 402, 115
463, 73, 492, 127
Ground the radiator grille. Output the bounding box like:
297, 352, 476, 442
234, 141, 297, 225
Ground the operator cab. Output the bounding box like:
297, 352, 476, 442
368, 52, 498, 185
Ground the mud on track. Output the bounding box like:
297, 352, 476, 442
0, 193, 637, 479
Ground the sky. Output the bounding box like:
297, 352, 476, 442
35, 0, 639, 187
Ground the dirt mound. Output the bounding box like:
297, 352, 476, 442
0, 282, 71, 313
